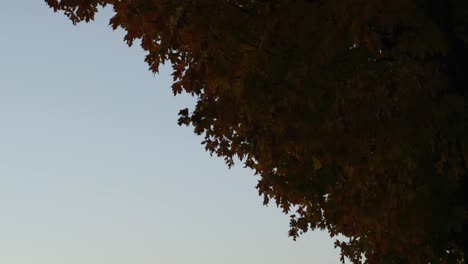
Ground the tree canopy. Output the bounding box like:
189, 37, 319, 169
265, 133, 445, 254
46, 0, 468, 263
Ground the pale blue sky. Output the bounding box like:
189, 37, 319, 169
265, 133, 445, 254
0, 2, 339, 263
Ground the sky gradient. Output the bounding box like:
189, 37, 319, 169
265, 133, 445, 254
0, 2, 340, 263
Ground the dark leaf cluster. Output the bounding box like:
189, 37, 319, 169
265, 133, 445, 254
46, 0, 468, 262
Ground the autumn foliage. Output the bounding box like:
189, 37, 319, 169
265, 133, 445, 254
46, 1, 468, 263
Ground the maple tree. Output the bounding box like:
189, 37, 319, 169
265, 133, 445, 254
46, 0, 468, 263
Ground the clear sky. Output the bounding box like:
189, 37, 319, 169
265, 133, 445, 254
0, 2, 340, 263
